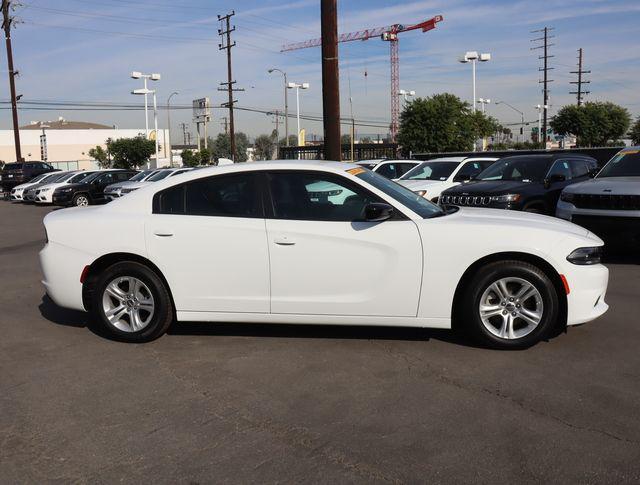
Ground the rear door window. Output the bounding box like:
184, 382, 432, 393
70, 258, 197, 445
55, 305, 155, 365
547, 159, 573, 180
375, 163, 397, 179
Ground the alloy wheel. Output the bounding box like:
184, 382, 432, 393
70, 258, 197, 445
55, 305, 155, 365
102, 276, 155, 333
76, 195, 89, 207
478, 277, 544, 340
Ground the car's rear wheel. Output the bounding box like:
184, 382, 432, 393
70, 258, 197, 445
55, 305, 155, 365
72, 193, 90, 207
462, 261, 559, 349
91, 262, 173, 342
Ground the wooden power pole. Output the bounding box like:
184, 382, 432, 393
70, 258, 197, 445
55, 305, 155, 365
218, 11, 243, 161
320, 0, 341, 161
570, 48, 590, 106
2, 0, 22, 161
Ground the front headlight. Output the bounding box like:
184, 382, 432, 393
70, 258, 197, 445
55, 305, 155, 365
490, 194, 521, 203
414, 190, 427, 197
567, 246, 603, 265
560, 192, 575, 203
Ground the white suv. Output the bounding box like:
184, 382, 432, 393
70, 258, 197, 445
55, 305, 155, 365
557, 146, 640, 248
397, 156, 498, 202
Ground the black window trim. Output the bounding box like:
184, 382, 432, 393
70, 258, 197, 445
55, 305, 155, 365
152, 171, 265, 219
263, 169, 409, 222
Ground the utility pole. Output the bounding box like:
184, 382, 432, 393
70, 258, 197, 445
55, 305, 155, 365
531, 27, 554, 149
180, 122, 189, 145
570, 48, 590, 106
218, 11, 243, 161
2, 0, 22, 161
271, 110, 281, 159
320, 0, 341, 161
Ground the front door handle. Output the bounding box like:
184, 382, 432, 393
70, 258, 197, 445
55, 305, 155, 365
154, 231, 174, 237
274, 236, 295, 246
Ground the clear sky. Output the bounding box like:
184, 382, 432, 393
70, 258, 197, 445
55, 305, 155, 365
4, 0, 640, 141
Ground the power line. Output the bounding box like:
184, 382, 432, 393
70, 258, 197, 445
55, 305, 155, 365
569, 48, 590, 106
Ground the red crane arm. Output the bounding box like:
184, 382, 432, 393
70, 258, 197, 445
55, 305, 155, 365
280, 15, 443, 52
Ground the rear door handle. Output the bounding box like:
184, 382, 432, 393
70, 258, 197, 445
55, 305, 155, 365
274, 236, 295, 246
154, 231, 174, 237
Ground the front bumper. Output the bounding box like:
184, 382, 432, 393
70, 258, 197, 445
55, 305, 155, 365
52, 191, 74, 206
556, 200, 640, 247
565, 263, 609, 326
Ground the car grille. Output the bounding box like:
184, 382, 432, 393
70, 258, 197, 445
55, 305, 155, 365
572, 194, 640, 211
439, 194, 491, 206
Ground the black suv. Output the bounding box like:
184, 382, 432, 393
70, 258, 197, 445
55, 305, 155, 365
52, 169, 138, 207
439, 153, 598, 215
0, 161, 56, 192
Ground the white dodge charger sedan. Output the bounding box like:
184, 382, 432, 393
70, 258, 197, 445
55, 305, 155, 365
40, 161, 609, 348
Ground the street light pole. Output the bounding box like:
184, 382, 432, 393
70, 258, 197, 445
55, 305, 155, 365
459, 51, 490, 113
166, 91, 178, 166
288, 82, 309, 160
131, 71, 160, 146
152, 90, 159, 166
269, 68, 289, 147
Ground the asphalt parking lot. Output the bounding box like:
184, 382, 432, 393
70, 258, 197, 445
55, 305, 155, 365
1, 201, 640, 484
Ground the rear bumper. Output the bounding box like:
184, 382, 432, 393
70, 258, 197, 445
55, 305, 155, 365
39, 242, 92, 311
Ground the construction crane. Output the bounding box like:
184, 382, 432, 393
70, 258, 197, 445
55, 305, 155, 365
281, 15, 443, 142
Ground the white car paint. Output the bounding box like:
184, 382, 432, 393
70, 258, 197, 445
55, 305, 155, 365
40, 160, 608, 334
9, 172, 60, 201
398, 157, 498, 202
34, 171, 91, 204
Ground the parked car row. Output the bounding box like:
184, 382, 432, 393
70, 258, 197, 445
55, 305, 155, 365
3, 167, 195, 207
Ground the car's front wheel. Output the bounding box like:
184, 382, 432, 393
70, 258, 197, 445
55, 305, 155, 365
462, 261, 559, 349
72, 193, 91, 207
91, 262, 174, 342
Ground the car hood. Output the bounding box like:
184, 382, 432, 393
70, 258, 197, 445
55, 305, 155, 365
398, 179, 450, 191
563, 177, 640, 195
443, 180, 536, 195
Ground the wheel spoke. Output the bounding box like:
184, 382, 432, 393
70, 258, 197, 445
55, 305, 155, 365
105, 283, 126, 302
480, 304, 503, 319
519, 307, 542, 325
106, 305, 127, 324
490, 283, 506, 300
497, 279, 511, 299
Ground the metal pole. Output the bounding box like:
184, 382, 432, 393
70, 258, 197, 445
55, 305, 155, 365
284, 72, 289, 146
2, 0, 22, 160
296, 86, 301, 160
472, 60, 476, 113
143, 77, 149, 139
320, 0, 341, 161
167, 92, 178, 166
152, 90, 159, 167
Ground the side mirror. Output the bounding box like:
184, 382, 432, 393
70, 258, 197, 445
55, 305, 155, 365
364, 202, 394, 222
544, 174, 565, 188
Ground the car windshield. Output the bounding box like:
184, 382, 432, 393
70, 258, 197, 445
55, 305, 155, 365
400, 161, 458, 181
476, 157, 551, 182
129, 170, 153, 182
69, 171, 95, 183
44, 172, 68, 183
28, 173, 50, 183
147, 170, 173, 182
58, 172, 79, 182
597, 150, 640, 177
354, 169, 444, 218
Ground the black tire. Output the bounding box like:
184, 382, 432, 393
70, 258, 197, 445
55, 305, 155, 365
72, 193, 91, 207
91, 261, 174, 342
461, 260, 559, 349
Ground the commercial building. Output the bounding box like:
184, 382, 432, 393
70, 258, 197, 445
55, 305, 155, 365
0, 118, 170, 169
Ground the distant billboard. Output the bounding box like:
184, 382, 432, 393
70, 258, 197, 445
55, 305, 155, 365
192, 98, 211, 122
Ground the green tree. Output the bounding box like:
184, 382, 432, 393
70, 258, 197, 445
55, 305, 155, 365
181, 149, 199, 167
278, 134, 298, 147
106, 136, 155, 169
210, 132, 249, 162
397, 93, 499, 154
254, 134, 275, 160
340, 134, 352, 145
88, 145, 111, 168
551, 102, 631, 147
199, 147, 213, 165
629, 117, 640, 145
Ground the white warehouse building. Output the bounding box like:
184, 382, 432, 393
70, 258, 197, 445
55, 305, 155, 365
0, 118, 170, 170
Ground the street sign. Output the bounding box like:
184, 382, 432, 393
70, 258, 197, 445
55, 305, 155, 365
192, 98, 211, 122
